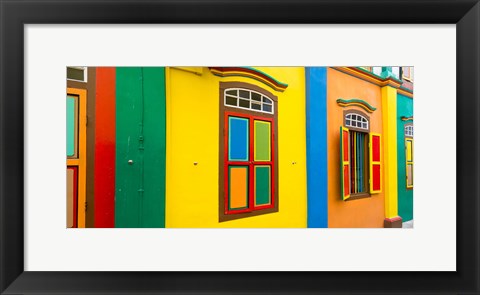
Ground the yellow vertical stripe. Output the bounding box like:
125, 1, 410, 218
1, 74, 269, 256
381, 86, 398, 218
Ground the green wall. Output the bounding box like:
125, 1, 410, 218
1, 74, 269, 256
397, 93, 413, 222
115, 67, 166, 227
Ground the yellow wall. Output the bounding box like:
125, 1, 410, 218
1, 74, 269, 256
165, 67, 307, 227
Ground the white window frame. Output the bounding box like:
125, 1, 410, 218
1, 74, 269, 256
224, 88, 274, 114
345, 113, 369, 130
405, 125, 414, 137
67, 66, 88, 83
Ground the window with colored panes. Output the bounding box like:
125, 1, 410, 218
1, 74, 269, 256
220, 84, 278, 221
340, 112, 382, 200
405, 124, 414, 188
66, 94, 79, 228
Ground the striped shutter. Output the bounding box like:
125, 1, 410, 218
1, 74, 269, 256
340, 126, 350, 200
369, 133, 382, 194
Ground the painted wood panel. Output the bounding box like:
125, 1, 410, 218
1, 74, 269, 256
67, 167, 78, 228
66, 88, 87, 227
141, 67, 166, 228
67, 95, 78, 158
369, 133, 382, 193
229, 166, 249, 210
228, 117, 249, 161
115, 67, 166, 228
339, 126, 350, 200
254, 120, 271, 161
115, 67, 144, 228
254, 165, 271, 206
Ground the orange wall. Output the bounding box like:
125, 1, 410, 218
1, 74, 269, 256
327, 68, 385, 228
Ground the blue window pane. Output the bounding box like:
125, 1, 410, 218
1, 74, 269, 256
229, 117, 249, 161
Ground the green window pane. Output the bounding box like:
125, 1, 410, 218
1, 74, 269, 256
254, 165, 271, 206
254, 120, 271, 161
67, 96, 77, 157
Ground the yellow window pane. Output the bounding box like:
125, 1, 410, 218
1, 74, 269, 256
407, 164, 413, 187
406, 140, 413, 162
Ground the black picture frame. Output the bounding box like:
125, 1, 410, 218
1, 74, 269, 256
1, 0, 478, 294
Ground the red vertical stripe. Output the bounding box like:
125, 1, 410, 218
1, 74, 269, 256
94, 67, 116, 228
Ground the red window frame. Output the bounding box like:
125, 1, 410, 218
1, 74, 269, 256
224, 111, 275, 215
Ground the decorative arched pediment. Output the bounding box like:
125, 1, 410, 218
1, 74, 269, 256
336, 98, 377, 113
209, 67, 288, 92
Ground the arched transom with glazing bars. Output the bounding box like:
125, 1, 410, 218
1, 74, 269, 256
345, 113, 369, 130
224, 88, 274, 114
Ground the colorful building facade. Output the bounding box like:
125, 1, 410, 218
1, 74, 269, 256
66, 66, 413, 228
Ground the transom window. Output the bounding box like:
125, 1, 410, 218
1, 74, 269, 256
67, 66, 87, 82
224, 88, 274, 114
405, 125, 413, 137
345, 113, 369, 130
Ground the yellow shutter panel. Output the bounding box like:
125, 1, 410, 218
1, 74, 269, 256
340, 126, 350, 200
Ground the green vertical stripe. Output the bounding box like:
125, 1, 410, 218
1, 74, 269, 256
254, 121, 270, 161
255, 166, 271, 205
67, 96, 76, 157
115, 68, 143, 227
115, 67, 166, 228
142, 67, 166, 228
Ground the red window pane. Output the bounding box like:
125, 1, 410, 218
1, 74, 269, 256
343, 130, 349, 161
372, 135, 380, 162
372, 164, 381, 191
343, 165, 350, 196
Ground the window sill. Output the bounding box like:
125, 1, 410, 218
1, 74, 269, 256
346, 192, 371, 201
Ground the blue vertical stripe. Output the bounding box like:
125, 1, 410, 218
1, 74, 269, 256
228, 117, 249, 161
306, 67, 328, 228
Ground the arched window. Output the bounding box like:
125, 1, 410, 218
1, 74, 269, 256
219, 82, 278, 222
340, 110, 382, 201
224, 88, 274, 114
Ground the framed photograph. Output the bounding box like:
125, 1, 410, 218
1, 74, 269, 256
1, 0, 479, 294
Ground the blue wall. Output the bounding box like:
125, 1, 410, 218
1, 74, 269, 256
306, 67, 328, 228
